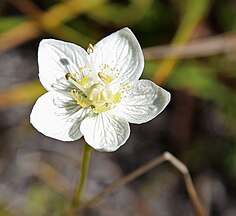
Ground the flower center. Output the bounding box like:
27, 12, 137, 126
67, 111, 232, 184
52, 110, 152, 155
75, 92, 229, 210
66, 71, 121, 113
64, 43, 124, 113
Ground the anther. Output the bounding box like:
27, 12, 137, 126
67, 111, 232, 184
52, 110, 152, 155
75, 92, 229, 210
87, 44, 94, 54
98, 72, 107, 82
65, 72, 71, 80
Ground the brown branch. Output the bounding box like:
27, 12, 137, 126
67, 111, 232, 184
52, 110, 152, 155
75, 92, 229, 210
7, 0, 43, 19
3, 0, 236, 61
1, 0, 105, 52
144, 33, 236, 60
71, 152, 206, 216
163, 152, 206, 216
0, 21, 41, 52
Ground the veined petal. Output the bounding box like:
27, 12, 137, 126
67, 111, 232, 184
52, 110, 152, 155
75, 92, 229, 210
110, 80, 171, 124
80, 113, 130, 152
38, 39, 90, 91
30, 91, 89, 141
91, 27, 144, 92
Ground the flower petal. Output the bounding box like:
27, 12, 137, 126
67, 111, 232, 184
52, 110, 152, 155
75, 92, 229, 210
38, 39, 90, 91
80, 113, 130, 152
111, 80, 171, 124
30, 91, 89, 141
91, 27, 144, 91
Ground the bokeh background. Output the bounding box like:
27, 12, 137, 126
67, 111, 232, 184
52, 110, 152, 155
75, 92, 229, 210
0, 0, 236, 215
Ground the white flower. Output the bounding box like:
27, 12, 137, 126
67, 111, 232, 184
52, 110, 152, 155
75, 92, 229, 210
30, 27, 170, 152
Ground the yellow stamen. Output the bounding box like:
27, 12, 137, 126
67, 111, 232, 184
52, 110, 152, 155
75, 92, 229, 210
76, 98, 90, 108
66, 74, 86, 94
112, 92, 121, 103
65, 72, 71, 80
87, 43, 94, 54
79, 76, 89, 87
98, 72, 113, 83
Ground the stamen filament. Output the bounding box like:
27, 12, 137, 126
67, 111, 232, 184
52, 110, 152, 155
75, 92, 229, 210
65, 73, 86, 94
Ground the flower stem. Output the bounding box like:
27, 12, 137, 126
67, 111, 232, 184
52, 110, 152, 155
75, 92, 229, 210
73, 143, 93, 207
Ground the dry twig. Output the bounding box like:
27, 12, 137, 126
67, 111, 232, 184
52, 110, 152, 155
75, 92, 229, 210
1, 0, 105, 52
71, 152, 206, 216
144, 33, 236, 60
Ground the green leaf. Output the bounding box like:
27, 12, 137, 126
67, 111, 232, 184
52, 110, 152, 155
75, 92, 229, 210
167, 61, 236, 123
0, 16, 26, 33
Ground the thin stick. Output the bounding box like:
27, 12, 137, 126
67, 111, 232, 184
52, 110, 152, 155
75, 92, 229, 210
143, 33, 236, 60
74, 152, 206, 216
163, 152, 206, 216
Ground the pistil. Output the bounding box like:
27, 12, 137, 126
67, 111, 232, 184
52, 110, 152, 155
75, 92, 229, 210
65, 66, 121, 114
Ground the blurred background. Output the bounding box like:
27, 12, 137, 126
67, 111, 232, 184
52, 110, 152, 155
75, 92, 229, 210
0, 0, 236, 215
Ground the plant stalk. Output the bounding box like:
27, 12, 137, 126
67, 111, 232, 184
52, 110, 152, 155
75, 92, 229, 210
73, 143, 92, 207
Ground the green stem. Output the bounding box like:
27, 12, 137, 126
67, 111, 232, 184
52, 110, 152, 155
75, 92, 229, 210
73, 143, 93, 207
